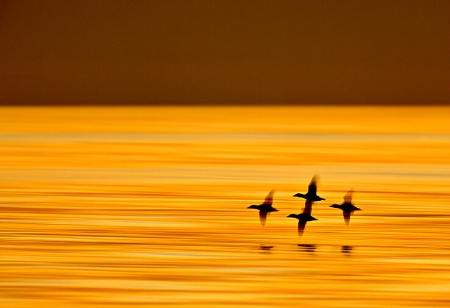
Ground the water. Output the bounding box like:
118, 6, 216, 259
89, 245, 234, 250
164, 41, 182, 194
1, 106, 450, 307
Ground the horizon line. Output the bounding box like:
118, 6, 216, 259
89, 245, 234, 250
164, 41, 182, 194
2, 102, 450, 107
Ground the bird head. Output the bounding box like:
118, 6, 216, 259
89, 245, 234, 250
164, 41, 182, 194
247, 205, 259, 209
287, 214, 298, 218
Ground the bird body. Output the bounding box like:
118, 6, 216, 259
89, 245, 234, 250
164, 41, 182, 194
293, 176, 325, 201
287, 213, 318, 222
293, 193, 325, 201
247, 190, 278, 226
287, 200, 317, 237
330, 190, 361, 225
247, 203, 278, 212
330, 202, 360, 212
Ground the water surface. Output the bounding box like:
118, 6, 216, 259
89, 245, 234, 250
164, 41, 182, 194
1, 106, 450, 307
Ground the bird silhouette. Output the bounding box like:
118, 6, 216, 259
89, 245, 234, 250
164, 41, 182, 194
287, 200, 318, 237
293, 176, 325, 201
247, 190, 278, 226
330, 189, 361, 225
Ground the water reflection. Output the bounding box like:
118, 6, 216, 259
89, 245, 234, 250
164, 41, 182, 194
259, 245, 274, 251
298, 244, 316, 254
341, 245, 353, 254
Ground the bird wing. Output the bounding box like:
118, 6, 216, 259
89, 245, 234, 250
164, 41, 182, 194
263, 190, 274, 206
259, 211, 268, 226
344, 189, 353, 203
307, 177, 317, 195
302, 200, 313, 215
343, 211, 353, 226
298, 221, 307, 237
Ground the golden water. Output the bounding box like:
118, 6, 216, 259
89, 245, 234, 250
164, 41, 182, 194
1, 106, 450, 307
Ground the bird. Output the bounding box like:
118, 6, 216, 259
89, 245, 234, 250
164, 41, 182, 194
293, 176, 325, 201
247, 190, 278, 226
330, 189, 361, 225
287, 200, 318, 237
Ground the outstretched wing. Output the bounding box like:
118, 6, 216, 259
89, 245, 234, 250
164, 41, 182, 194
302, 200, 313, 215
298, 221, 307, 237
263, 190, 275, 206
307, 176, 317, 195
343, 210, 353, 226
344, 189, 353, 203
259, 211, 268, 226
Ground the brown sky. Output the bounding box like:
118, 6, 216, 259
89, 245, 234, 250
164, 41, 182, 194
1, 0, 449, 106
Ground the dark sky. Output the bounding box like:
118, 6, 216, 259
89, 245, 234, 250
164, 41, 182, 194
1, 0, 449, 106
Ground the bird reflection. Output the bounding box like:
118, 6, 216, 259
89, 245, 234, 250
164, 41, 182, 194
293, 175, 325, 201
287, 200, 318, 237
259, 245, 274, 250
247, 190, 278, 226
298, 244, 316, 253
330, 189, 361, 225
341, 245, 353, 254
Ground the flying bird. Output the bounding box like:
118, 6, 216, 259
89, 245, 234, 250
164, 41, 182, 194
287, 200, 318, 237
293, 176, 325, 201
247, 190, 278, 226
330, 189, 361, 225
